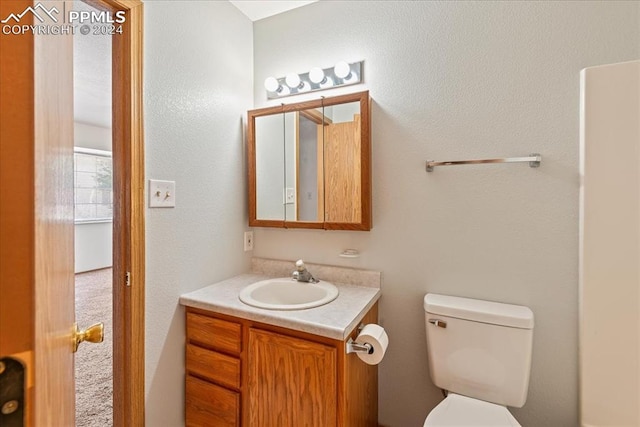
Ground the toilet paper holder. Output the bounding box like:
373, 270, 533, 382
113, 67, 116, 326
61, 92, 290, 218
346, 324, 374, 355
346, 339, 374, 354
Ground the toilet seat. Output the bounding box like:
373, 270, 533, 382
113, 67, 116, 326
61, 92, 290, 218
424, 393, 521, 427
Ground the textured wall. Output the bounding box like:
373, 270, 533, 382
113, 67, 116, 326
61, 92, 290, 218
143, 2, 253, 425
252, 2, 640, 426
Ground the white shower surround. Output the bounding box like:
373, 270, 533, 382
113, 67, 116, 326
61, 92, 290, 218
580, 60, 640, 427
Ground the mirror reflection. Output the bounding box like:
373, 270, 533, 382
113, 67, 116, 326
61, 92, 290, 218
319, 101, 361, 224
249, 91, 370, 230
255, 113, 284, 220
287, 108, 325, 222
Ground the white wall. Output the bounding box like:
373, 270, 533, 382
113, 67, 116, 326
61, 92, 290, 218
143, 2, 253, 425
75, 222, 112, 273
256, 114, 285, 219
252, 2, 640, 426
75, 122, 111, 152
298, 116, 319, 221
74, 122, 112, 273
580, 60, 640, 427
284, 112, 296, 220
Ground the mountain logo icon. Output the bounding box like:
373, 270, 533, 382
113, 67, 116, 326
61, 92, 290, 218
1, 3, 59, 24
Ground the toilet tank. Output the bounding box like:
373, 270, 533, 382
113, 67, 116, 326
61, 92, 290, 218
424, 293, 534, 408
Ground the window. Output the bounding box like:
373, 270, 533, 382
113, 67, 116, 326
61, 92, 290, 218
74, 147, 113, 222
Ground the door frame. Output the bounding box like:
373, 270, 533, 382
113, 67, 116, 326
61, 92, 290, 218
0, 0, 144, 424
85, 0, 146, 425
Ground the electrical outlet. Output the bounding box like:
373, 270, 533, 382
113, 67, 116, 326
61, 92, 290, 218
244, 231, 254, 251
285, 187, 295, 204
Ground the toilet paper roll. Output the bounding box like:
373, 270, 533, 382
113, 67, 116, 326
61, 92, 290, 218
355, 324, 389, 365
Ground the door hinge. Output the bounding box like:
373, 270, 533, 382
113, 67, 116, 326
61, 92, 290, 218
125, 271, 131, 287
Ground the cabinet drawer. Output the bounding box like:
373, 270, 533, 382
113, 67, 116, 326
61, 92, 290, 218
186, 344, 240, 389
187, 312, 242, 354
186, 375, 239, 427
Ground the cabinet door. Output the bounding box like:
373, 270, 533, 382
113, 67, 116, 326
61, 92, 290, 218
247, 328, 337, 426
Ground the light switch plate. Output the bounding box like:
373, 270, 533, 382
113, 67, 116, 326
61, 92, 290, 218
149, 179, 176, 208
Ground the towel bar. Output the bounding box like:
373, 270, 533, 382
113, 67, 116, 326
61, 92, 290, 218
426, 153, 541, 172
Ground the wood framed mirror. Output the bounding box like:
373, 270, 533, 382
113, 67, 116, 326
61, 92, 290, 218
248, 91, 371, 230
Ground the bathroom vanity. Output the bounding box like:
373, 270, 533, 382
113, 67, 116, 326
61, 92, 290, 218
179, 259, 382, 427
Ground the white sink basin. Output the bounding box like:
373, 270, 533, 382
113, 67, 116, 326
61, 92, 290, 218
239, 278, 339, 310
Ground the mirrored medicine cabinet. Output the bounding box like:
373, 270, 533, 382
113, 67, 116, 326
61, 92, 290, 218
248, 91, 371, 230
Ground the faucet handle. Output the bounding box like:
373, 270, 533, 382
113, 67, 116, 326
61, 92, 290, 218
295, 259, 306, 271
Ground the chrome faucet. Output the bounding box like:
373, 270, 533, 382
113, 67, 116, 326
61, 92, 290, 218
292, 260, 318, 283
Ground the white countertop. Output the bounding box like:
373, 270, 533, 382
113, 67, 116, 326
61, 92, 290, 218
179, 273, 381, 341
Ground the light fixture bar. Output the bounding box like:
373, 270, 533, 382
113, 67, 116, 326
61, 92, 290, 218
265, 61, 363, 99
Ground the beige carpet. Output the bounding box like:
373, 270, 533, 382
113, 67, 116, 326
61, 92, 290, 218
75, 268, 113, 427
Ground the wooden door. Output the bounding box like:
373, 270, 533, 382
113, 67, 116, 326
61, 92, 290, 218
33, 3, 76, 424
247, 328, 337, 426
323, 115, 362, 223
1, 1, 144, 425
0, 1, 75, 425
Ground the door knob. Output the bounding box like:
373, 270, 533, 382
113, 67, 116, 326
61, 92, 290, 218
72, 322, 104, 353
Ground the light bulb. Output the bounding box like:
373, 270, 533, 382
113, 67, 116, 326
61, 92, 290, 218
320, 77, 334, 89
299, 81, 311, 92
309, 67, 325, 84
285, 73, 302, 89
334, 61, 351, 79
343, 71, 357, 83
264, 76, 280, 92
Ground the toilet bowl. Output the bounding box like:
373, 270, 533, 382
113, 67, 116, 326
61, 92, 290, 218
424, 393, 520, 426
423, 293, 534, 426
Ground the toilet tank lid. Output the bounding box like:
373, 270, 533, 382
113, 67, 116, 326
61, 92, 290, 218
424, 294, 534, 329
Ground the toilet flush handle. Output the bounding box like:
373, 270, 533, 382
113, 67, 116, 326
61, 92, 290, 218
428, 319, 447, 328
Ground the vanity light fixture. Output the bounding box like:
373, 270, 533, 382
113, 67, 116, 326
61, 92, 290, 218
263, 76, 290, 96
285, 73, 302, 89
309, 67, 334, 89
264, 76, 280, 92
308, 67, 325, 83
334, 61, 351, 79
264, 60, 363, 99
286, 73, 310, 92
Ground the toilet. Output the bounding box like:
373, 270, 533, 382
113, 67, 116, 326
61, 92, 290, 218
423, 293, 534, 426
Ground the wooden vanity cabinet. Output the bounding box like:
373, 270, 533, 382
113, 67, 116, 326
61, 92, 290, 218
247, 328, 337, 426
185, 312, 242, 426
184, 303, 378, 427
